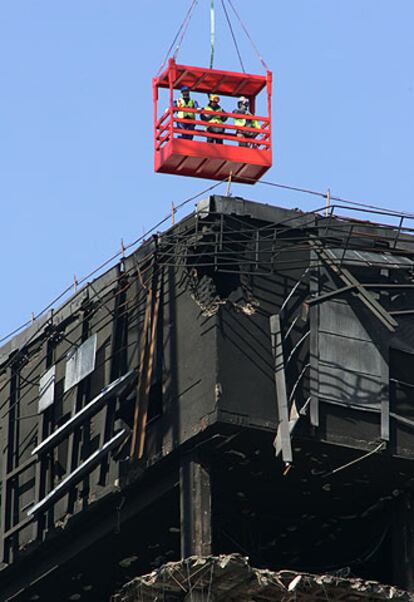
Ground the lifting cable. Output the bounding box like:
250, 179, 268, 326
173, 0, 199, 61
158, 0, 266, 74
157, 0, 198, 75
226, 0, 270, 71
210, 0, 216, 69
221, 0, 245, 73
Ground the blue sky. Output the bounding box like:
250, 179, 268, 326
1, 1, 413, 339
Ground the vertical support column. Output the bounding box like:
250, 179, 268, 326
380, 267, 390, 443
309, 251, 320, 427
0, 367, 14, 564
180, 455, 212, 558
269, 314, 292, 464
392, 492, 414, 592
380, 384, 390, 442
66, 313, 89, 514
152, 77, 159, 151
32, 411, 46, 542
168, 59, 175, 142
266, 70, 272, 150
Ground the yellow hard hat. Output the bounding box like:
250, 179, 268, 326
209, 94, 220, 102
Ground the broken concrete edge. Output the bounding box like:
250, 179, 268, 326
113, 554, 414, 601
3, 194, 413, 366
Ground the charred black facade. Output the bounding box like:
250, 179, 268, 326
1, 195, 414, 601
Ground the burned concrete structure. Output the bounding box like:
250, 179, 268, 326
1, 195, 414, 601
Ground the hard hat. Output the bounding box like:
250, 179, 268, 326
181, 85, 190, 93
238, 96, 249, 105
209, 94, 220, 102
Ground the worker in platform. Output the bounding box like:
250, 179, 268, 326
200, 94, 228, 144
174, 86, 199, 140
233, 96, 260, 147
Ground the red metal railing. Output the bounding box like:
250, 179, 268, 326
155, 106, 271, 152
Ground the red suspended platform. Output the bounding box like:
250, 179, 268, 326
153, 59, 273, 184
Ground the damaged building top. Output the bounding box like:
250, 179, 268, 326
1, 195, 414, 601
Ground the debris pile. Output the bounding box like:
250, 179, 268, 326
114, 554, 414, 601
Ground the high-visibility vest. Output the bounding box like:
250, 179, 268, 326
203, 105, 225, 125
234, 112, 260, 129
177, 98, 196, 120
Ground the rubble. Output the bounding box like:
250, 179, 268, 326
114, 554, 414, 601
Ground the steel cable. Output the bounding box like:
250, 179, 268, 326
221, 0, 245, 72
173, 0, 199, 61
157, 0, 198, 75
226, 0, 270, 71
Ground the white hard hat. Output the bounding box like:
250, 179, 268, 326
238, 96, 249, 105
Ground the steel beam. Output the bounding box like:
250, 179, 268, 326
311, 241, 398, 332
32, 371, 135, 457
180, 455, 212, 558
392, 492, 414, 592
27, 430, 126, 517
270, 314, 293, 463
309, 255, 320, 427
308, 285, 355, 305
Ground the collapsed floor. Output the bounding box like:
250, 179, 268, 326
113, 554, 414, 602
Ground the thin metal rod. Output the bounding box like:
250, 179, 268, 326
226, 0, 270, 71
210, 0, 215, 69
322, 442, 386, 478
221, 0, 245, 72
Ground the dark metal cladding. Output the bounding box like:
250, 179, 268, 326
0, 195, 414, 601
